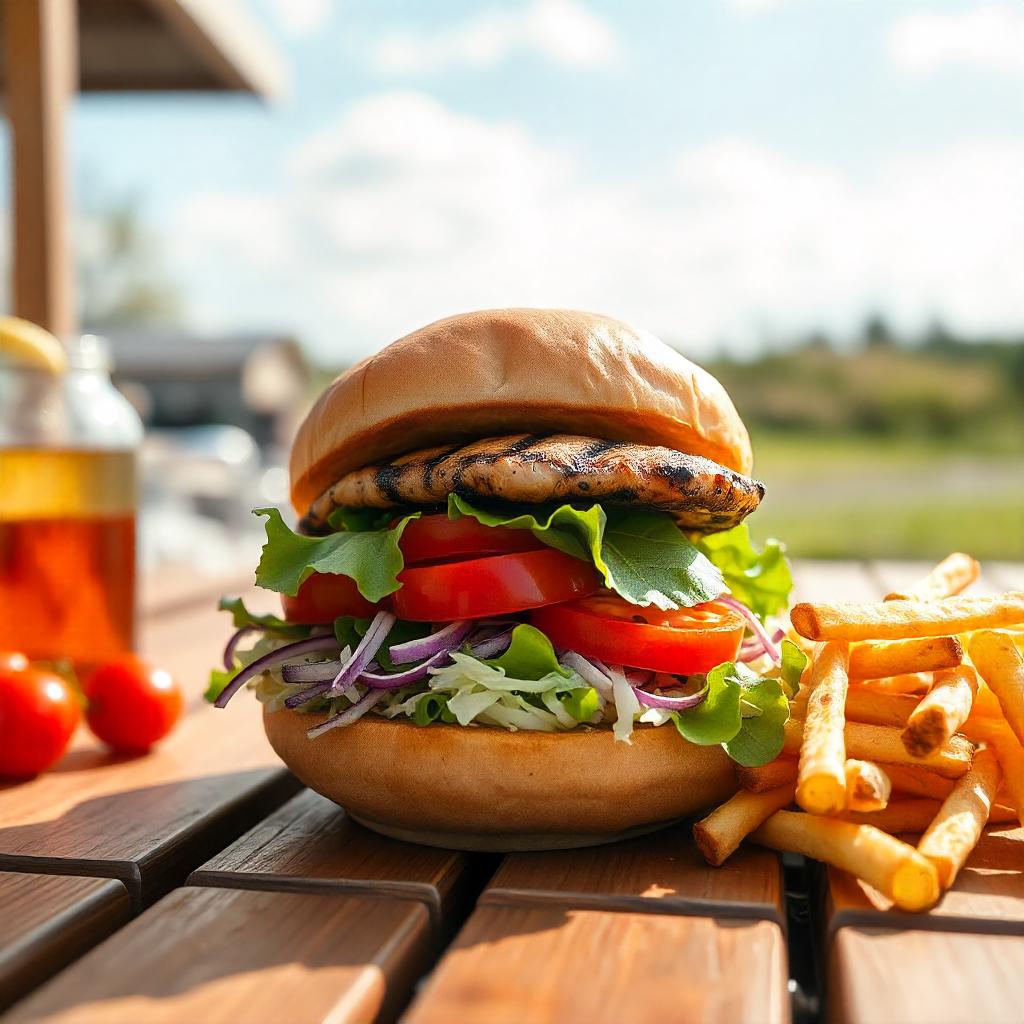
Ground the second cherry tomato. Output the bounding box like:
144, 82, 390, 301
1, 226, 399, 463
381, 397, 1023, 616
0, 666, 81, 777
84, 657, 183, 753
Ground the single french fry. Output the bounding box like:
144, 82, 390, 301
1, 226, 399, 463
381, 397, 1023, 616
901, 665, 977, 758
917, 748, 1001, 888
884, 553, 981, 602
840, 798, 1017, 832
882, 763, 957, 801
751, 810, 939, 911
969, 630, 1024, 747
693, 784, 795, 867
856, 672, 934, 695
848, 636, 962, 680
844, 687, 918, 728
735, 757, 798, 793
845, 759, 892, 812
790, 593, 1024, 643
796, 642, 850, 815
784, 718, 974, 778
963, 719, 1024, 826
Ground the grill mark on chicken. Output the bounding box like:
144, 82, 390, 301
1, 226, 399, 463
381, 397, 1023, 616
301, 434, 764, 534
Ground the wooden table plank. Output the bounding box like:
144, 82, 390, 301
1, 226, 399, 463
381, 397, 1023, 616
823, 822, 1024, 936
481, 820, 785, 924
189, 788, 478, 930
830, 926, 1024, 1024
0, 872, 130, 1012
404, 906, 790, 1024
7, 886, 434, 1024
0, 696, 299, 907
791, 560, 879, 602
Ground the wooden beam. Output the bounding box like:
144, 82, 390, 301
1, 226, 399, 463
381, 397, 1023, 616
4, 0, 77, 336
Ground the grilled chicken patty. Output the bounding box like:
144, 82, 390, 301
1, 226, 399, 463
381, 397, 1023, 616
301, 434, 764, 535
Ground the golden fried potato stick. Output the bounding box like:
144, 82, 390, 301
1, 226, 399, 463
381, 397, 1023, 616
917, 747, 1001, 888
790, 593, 1024, 643
845, 759, 892, 812
735, 757, 798, 793
858, 672, 934, 695
848, 636, 962, 680
693, 784, 795, 867
751, 810, 939, 912
882, 763, 956, 801
884, 553, 980, 602
796, 642, 850, 815
968, 630, 1024, 747
784, 718, 974, 778
840, 798, 1017, 832
844, 687, 918, 728
901, 665, 977, 758
962, 716, 1024, 826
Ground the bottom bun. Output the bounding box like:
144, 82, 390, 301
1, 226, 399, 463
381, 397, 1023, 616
263, 708, 737, 851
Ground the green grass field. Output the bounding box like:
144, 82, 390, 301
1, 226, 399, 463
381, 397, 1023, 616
747, 431, 1024, 560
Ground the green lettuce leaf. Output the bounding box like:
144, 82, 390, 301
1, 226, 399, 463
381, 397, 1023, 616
448, 495, 723, 610
671, 658, 794, 766
483, 624, 572, 681
778, 639, 808, 697
253, 507, 418, 601
672, 664, 743, 745
696, 523, 793, 622
218, 596, 309, 636
204, 668, 234, 703
560, 687, 601, 722
725, 677, 791, 766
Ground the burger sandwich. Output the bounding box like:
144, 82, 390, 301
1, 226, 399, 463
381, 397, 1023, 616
209, 309, 803, 850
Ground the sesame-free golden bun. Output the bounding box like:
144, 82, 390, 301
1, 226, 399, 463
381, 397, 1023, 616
290, 308, 753, 515
263, 707, 737, 850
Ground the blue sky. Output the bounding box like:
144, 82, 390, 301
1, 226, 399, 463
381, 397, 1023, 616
62, 0, 1024, 363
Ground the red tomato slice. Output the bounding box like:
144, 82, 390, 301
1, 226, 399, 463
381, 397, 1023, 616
281, 573, 380, 623
392, 548, 600, 621
530, 596, 744, 675
399, 514, 542, 565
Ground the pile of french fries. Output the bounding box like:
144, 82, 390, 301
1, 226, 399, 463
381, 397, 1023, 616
693, 553, 1024, 912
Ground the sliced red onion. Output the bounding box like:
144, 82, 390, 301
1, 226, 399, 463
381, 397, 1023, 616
559, 651, 614, 698
284, 680, 332, 709
360, 649, 452, 689
389, 620, 471, 664
720, 596, 780, 665
222, 627, 255, 670
771, 628, 785, 644
329, 610, 395, 695
470, 627, 514, 659
625, 668, 654, 686
632, 680, 709, 711
214, 635, 340, 708
306, 690, 384, 738
282, 659, 343, 683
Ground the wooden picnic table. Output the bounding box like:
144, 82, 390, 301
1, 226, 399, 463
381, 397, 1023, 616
1, 560, 1022, 1022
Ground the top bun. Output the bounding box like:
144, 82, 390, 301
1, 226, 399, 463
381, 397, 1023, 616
291, 308, 752, 514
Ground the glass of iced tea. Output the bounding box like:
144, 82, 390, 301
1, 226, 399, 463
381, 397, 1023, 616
0, 336, 143, 673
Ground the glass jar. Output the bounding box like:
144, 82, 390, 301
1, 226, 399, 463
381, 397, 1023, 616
0, 336, 143, 671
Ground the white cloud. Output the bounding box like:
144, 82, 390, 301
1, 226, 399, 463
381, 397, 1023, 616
369, 0, 618, 75
170, 91, 1024, 363
263, 0, 331, 37
888, 4, 1024, 75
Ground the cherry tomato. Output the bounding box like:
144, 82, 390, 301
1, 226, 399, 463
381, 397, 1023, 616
0, 667, 81, 777
0, 651, 29, 673
531, 596, 745, 675
399, 514, 542, 565
84, 657, 183, 753
392, 548, 600, 621
281, 573, 380, 624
